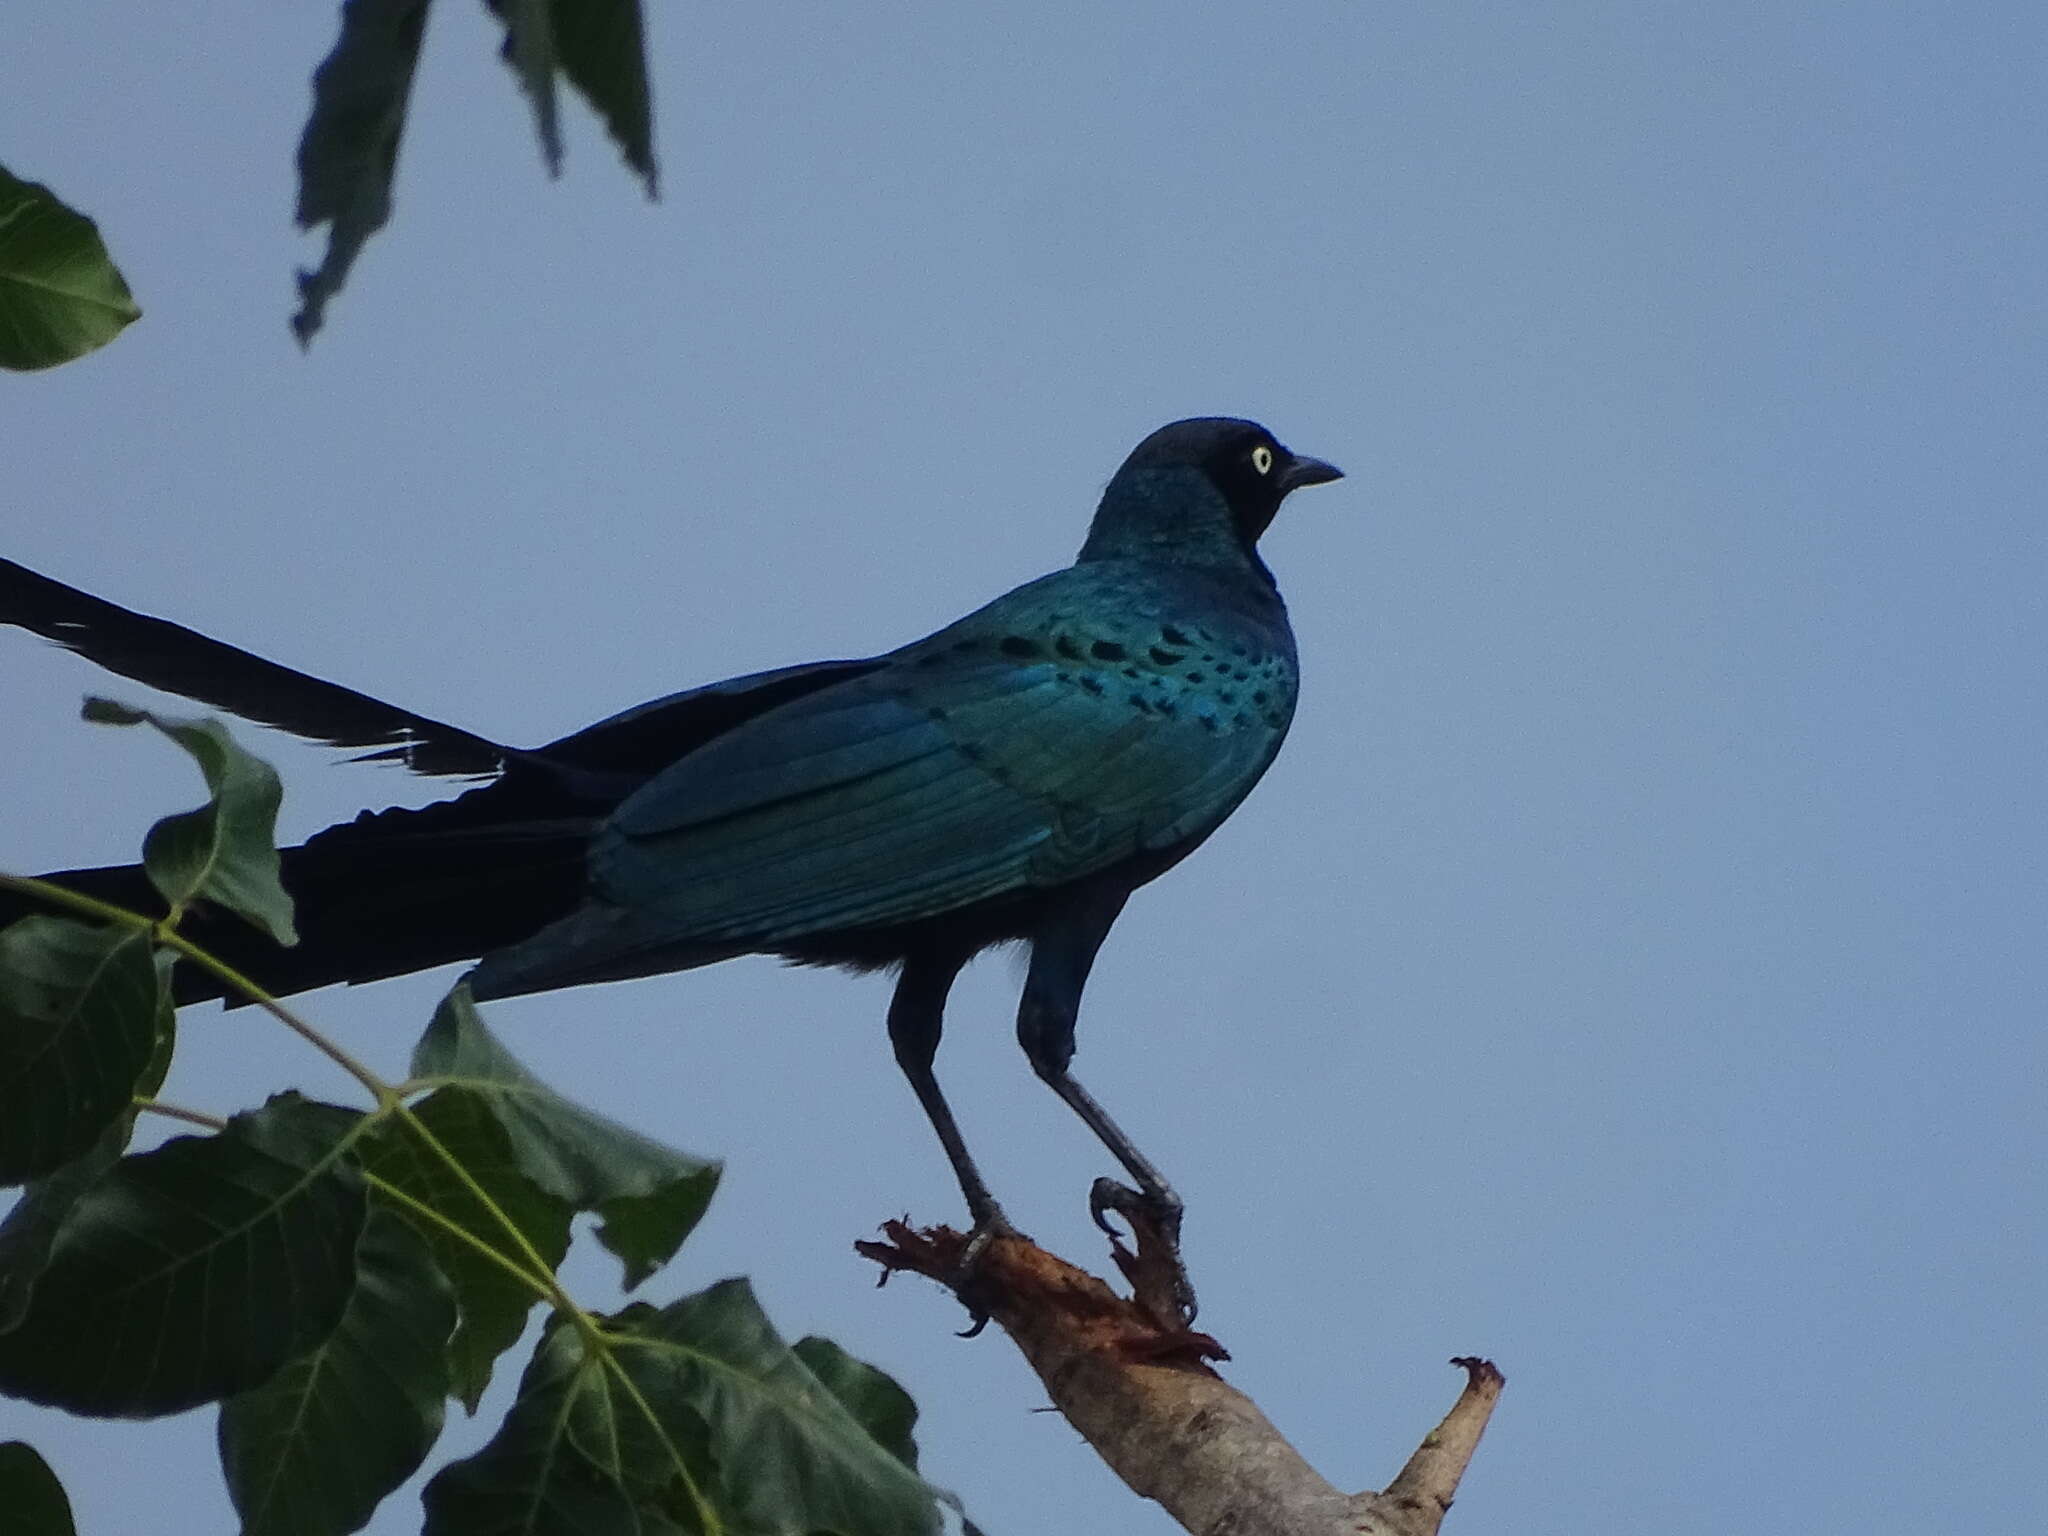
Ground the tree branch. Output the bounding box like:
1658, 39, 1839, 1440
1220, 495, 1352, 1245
859, 1222, 1502, 1536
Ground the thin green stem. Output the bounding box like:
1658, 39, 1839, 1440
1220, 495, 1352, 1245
158, 934, 394, 1105
389, 1103, 604, 1348
0, 872, 152, 927
135, 1099, 229, 1132
599, 1349, 723, 1536
0, 872, 393, 1106
365, 1173, 565, 1310
136, 1099, 587, 1348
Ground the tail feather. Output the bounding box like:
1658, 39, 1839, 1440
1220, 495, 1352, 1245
0, 557, 506, 777
2, 790, 595, 1006
1, 558, 915, 1004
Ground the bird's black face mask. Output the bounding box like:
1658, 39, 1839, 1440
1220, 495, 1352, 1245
1198, 425, 1345, 547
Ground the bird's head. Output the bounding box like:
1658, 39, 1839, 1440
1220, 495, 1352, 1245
1079, 417, 1343, 573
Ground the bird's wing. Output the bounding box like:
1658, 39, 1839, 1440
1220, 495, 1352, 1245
531, 658, 886, 782
580, 654, 1287, 946
0, 558, 507, 777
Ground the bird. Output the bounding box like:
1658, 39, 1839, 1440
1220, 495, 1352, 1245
1, 416, 1342, 1317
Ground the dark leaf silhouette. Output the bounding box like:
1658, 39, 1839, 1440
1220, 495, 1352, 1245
411, 987, 720, 1291
292, 0, 429, 345
0, 918, 167, 1185
0, 1441, 76, 1536
84, 699, 296, 943
219, 1205, 454, 1536
487, 0, 656, 192
0, 996, 172, 1329
425, 1281, 948, 1536
359, 1087, 572, 1412
0, 1095, 365, 1416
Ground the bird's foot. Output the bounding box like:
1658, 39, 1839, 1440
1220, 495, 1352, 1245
950, 1205, 1023, 1336
854, 1211, 1023, 1336
1089, 1176, 1197, 1327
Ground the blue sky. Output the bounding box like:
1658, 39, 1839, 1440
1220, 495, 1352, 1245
4, 4, 2044, 1532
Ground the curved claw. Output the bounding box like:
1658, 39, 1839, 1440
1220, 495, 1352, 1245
1089, 1177, 1182, 1243
1090, 1178, 1132, 1237
949, 1206, 1020, 1336
1088, 1177, 1197, 1325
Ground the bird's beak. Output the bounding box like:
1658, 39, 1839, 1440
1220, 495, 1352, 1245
1282, 454, 1344, 492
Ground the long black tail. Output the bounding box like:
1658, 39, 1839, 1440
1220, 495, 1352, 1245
6, 785, 597, 1006
3, 556, 595, 1003
0, 557, 505, 777
5, 557, 877, 1004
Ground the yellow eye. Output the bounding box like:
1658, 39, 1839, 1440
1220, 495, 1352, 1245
1251, 445, 1275, 475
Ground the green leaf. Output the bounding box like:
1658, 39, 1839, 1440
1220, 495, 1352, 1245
0, 1000, 173, 1330
790, 1337, 923, 1474
0, 1094, 366, 1416
427, 1285, 946, 1536
219, 1205, 454, 1536
422, 1312, 678, 1536
608, 1282, 944, 1536
292, 0, 429, 345
790, 1339, 985, 1536
84, 699, 297, 944
360, 1089, 573, 1411
0, 917, 168, 1185
0, 1441, 76, 1536
487, 0, 657, 194
0, 1129, 125, 1335
0, 165, 140, 370
412, 987, 720, 1290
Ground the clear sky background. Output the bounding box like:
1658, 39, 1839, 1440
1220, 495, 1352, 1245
4, 4, 2043, 1533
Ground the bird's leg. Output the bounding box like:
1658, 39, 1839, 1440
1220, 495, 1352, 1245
1032, 1051, 1195, 1323
887, 950, 1014, 1258
1019, 894, 1199, 1324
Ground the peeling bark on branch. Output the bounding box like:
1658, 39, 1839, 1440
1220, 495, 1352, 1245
858, 1222, 1503, 1536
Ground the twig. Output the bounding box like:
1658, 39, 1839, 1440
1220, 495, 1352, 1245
858, 1222, 1502, 1536
135, 1099, 230, 1132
